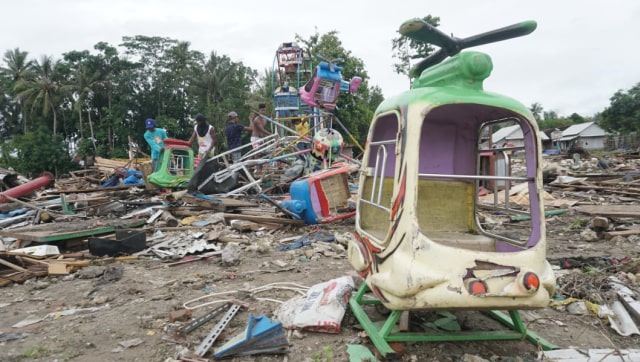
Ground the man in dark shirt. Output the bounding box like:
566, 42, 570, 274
224, 111, 250, 163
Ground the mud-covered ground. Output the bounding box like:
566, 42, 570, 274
1, 207, 640, 362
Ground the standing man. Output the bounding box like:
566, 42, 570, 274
143, 118, 167, 171
224, 111, 251, 163
250, 103, 271, 149
188, 114, 216, 159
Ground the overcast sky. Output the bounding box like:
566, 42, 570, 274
2, 0, 639, 117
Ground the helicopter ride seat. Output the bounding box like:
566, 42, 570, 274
300, 61, 343, 110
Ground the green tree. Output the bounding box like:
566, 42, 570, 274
391, 15, 440, 80
93, 41, 138, 156
295, 30, 378, 145
0, 48, 33, 133
60, 50, 103, 143
600, 82, 640, 133
543, 110, 558, 121
3, 126, 73, 177
529, 102, 543, 122
13, 55, 62, 137
568, 112, 585, 124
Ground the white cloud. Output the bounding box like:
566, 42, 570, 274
2, 0, 639, 117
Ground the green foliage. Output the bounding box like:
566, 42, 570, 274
529, 102, 543, 122
537, 117, 574, 131
76, 138, 95, 157
424, 311, 461, 332
0, 28, 383, 168
532, 103, 591, 131
600, 82, 640, 133
566, 218, 588, 231
311, 345, 335, 362
23, 344, 48, 358
3, 127, 74, 177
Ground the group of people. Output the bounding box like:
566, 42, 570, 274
143, 103, 272, 171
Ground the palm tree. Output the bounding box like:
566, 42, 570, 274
529, 102, 544, 122
61, 64, 101, 142
14, 55, 62, 137
0, 48, 33, 132
198, 51, 235, 106
246, 67, 274, 107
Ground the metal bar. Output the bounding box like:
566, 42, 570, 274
349, 284, 397, 359
368, 139, 396, 146
194, 304, 241, 357
375, 145, 388, 205
359, 199, 391, 213
349, 283, 558, 357
487, 310, 559, 351
258, 113, 361, 165
418, 173, 531, 182
176, 303, 230, 337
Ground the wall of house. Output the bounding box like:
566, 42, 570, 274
579, 136, 606, 150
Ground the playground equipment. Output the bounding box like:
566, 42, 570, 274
300, 55, 361, 111
347, 18, 557, 357
273, 42, 313, 121
272, 44, 362, 172
280, 163, 355, 224
147, 139, 195, 189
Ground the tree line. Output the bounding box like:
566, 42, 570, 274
0, 32, 383, 177
1, 16, 636, 177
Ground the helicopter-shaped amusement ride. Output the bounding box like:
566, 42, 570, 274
346, 18, 557, 357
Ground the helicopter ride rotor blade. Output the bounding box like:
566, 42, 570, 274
409, 49, 448, 78
461, 20, 537, 49
407, 20, 537, 78
399, 18, 459, 51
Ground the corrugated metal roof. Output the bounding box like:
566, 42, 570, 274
562, 122, 594, 137
557, 135, 578, 142
492, 125, 550, 142
491, 125, 520, 144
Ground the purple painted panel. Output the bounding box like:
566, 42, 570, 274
419, 106, 480, 175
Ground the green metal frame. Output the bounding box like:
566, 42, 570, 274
349, 283, 558, 358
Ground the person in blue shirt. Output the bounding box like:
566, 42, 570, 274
143, 118, 167, 171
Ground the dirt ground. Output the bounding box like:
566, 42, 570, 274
2, 204, 640, 362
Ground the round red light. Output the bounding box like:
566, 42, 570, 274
467, 280, 487, 295
523, 272, 540, 291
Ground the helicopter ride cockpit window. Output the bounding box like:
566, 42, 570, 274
358, 112, 399, 242
416, 105, 543, 253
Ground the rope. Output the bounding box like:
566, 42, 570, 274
183, 281, 309, 310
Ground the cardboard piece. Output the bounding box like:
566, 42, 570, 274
9, 245, 60, 256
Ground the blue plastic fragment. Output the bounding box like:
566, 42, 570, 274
213, 314, 288, 358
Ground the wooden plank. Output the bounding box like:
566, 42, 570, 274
577, 205, 640, 218
230, 219, 261, 231
222, 213, 305, 226
0, 257, 29, 272
182, 194, 258, 211
45, 185, 131, 194
604, 229, 640, 240
181, 194, 226, 211
550, 183, 640, 197
0, 219, 146, 242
